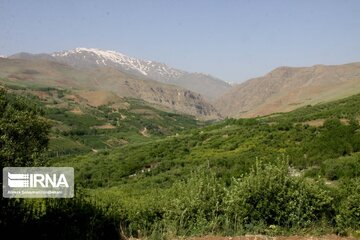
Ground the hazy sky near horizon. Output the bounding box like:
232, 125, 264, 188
1, 0, 360, 83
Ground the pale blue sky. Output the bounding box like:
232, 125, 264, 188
1, 0, 359, 82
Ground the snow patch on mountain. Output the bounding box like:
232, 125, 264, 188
51, 47, 183, 77
225, 81, 237, 86
50, 47, 231, 100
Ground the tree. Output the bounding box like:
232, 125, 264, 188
0, 88, 50, 168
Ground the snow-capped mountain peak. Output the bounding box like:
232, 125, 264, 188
51, 47, 182, 77
54, 47, 127, 59
50, 47, 231, 100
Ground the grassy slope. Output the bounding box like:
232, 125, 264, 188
2, 83, 360, 237
53, 93, 360, 192
46, 93, 360, 237
0, 81, 202, 158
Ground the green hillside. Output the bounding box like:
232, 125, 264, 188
1, 80, 202, 158
54, 93, 360, 189
2, 84, 360, 238
48, 92, 360, 237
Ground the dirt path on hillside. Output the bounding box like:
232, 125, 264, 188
140, 127, 149, 137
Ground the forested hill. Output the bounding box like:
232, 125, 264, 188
50, 92, 360, 237
1, 87, 360, 238
55, 93, 360, 189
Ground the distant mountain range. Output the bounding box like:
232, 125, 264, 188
215, 62, 360, 117
0, 57, 220, 120
3, 48, 360, 119
10, 48, 231, 101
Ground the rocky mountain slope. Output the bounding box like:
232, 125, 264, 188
12, 48, 230, 100
0, 57, 220, 120
215, 62, 360, 118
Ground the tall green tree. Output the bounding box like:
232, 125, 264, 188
0, 88, 50, 167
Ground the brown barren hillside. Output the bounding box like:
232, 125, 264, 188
215, 62, 360, 118
0, 58, 220, 120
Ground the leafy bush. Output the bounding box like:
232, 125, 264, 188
163, 166, 225, 236
336, 178, 360, 234
224, 160, 333, 233
321, 154, 360, 180
0, 89, 50, 167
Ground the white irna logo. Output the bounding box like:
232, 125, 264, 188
8, 172, 69, 188
3, 167, 74, 198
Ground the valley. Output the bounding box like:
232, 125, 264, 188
1, 50, 360, 240
2, 2, 360, 239
1, 81, 203, 157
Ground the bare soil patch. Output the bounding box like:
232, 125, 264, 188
69, 108, 83, 115
93, 124, 116, 129
303, 119, 325, 127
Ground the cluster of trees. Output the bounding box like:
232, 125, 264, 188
157, 162, 345, 236
1, 88, 360, 239
68, 113, 360, 190
94, 161, 359, 239
0, 89, 50, 167
0, 89, 120, 239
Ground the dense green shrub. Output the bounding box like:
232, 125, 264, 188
163, 166, 225, 236
152, 161, 338, 237
336, 178, 360, 234
0, 89, 50, 167
321, 154, 360, 180
224, 160, 333, 233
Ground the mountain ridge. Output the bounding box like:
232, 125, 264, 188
10, 48, 231, 101
215, 62, 360, 118
0, 57, 221, 120
8, 49, 360, 119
